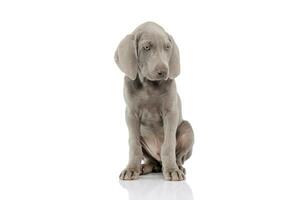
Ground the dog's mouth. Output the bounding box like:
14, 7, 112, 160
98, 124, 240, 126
146, 73, 168, 81
145, 79, 164, 86
138, 65, 168, 81
145, 77, 167, 85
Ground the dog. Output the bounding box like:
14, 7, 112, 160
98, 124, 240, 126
114, 22, 194, 181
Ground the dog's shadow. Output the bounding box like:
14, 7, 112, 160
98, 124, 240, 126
119, 173, 194, 200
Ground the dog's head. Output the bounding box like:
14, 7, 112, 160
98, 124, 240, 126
114, 22, 180, 81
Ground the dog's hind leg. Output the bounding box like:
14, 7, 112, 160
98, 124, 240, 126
175, 120, 194, 174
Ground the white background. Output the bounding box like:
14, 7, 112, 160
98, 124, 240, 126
1, 0, 300, 199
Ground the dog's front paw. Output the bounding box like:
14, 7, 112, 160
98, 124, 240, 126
163, 167, 185, 181
119, 167, 140, 180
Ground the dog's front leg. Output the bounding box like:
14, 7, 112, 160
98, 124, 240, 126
161, 112, 185, 181
119, 109, 142, 180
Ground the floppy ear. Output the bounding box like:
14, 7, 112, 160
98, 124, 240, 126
114, 34, 138, 80
168, 35, 180, 79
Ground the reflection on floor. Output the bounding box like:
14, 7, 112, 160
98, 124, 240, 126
119, 173, 193, 200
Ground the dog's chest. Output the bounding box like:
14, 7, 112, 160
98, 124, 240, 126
137, 87, 164, 123
125, 79, 170, 128
139, 105, 163, 127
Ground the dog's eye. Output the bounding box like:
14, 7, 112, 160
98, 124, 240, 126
143, 45, 151, 52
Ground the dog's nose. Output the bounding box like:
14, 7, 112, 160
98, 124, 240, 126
157, 70, 167, 78
156, 65, 168, 77
157, 71, 166, 76
155, 63, 168, 79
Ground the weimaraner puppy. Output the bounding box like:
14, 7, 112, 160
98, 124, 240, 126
115, 22, 194, 181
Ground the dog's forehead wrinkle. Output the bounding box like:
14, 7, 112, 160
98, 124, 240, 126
134, 23, 168, 45
140, 33, 169, 48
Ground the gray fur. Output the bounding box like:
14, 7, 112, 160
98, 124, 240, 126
115, 22, 194, 181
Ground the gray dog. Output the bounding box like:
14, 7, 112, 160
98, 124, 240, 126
114, 22, 194, 181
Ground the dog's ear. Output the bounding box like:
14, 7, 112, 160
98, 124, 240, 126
168, 35, 180, 79
114, 34, 139, 80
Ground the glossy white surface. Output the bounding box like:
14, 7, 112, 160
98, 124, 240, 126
120, 174, 193, 200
